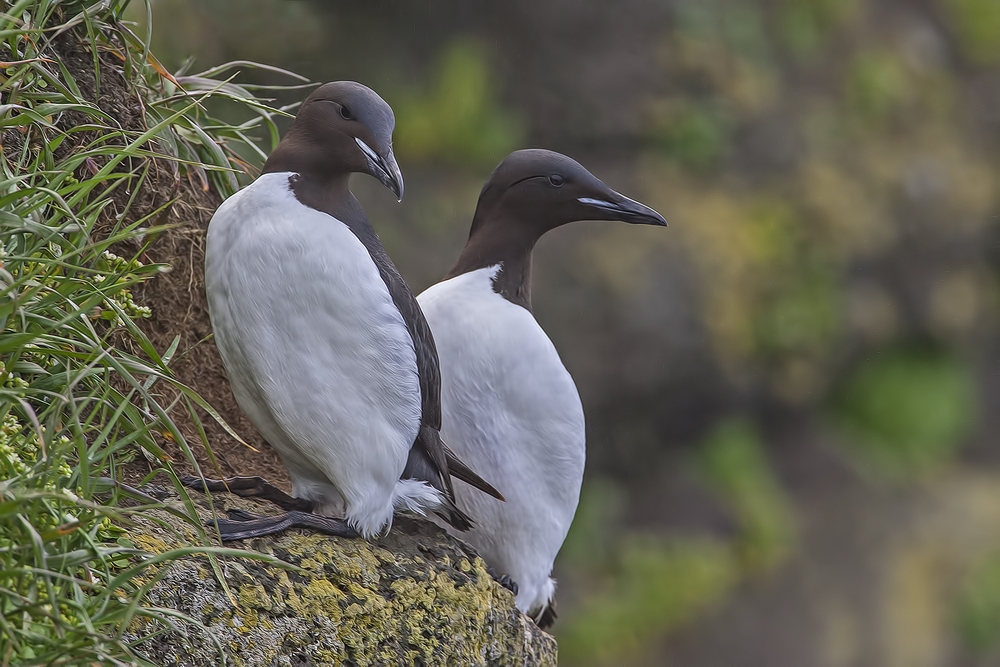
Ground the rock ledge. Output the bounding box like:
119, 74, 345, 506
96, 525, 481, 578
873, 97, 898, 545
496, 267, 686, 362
125, 491, 556, 667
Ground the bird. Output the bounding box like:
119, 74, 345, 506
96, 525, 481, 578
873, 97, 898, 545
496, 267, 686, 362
417, 149, 666, 626
183, 81, 503, 541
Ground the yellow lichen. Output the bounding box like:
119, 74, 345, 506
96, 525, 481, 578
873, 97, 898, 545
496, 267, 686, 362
237, 583, 271, 610
132, 534, 170, 554
124, 497, 557, 666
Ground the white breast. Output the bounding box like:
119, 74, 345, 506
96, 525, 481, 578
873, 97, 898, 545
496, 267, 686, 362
205, 172, 421, 537
418, 266, 586, 616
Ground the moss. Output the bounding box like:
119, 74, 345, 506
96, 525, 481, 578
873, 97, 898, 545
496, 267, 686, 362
124, 491, 556, 666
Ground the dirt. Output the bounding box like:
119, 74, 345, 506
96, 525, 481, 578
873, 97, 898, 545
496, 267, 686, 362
52, 26, 288, 488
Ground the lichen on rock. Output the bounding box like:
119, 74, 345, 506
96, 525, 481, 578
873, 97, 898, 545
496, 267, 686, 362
124, 490, 556, 666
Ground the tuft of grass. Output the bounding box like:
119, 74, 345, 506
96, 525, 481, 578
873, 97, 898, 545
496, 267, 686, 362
0, 0, 301, 663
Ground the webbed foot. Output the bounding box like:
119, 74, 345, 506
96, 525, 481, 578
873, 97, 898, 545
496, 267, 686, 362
205, 510, 359, 542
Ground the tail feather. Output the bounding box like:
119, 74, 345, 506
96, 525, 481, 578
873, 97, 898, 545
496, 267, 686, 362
393, 478, 473, 531
400, 425, 503, 532
441, 440, 505, 501
419, 425, 455, 499
435, 495, 474, 532
534, 599, 558, 630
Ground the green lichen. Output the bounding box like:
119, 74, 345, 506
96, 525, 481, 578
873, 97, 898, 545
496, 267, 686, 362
124, 491, 556, 666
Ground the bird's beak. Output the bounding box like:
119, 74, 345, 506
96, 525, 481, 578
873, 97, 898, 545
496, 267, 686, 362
578, 193, 667, 226
355, 137, 404, 201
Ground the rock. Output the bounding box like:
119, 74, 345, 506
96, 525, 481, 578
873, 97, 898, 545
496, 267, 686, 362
124, 489, 556, 666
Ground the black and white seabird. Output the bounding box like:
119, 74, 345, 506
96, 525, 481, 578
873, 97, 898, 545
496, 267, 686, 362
185, 81, 502, 541
417, 149, 666, 626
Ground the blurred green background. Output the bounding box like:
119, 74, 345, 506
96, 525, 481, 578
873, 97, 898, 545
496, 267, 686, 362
141, 0, 1000, 664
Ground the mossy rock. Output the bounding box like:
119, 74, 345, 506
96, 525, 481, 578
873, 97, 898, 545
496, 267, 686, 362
124, 489, 556, 666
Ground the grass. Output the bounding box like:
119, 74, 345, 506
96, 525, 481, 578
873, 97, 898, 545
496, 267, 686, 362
0, 0, 304, 663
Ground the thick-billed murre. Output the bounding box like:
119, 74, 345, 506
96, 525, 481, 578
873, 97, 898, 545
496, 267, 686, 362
184, 82, 502, 541
417, 149, 666, 626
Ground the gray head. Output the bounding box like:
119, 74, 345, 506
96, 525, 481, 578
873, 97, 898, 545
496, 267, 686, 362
263, 81, 404, 200
450, 149, 666, 309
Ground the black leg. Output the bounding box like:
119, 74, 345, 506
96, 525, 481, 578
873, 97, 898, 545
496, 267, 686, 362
486, 566, 519, 596
181, 475, 315, 512
206, 510, 359, 541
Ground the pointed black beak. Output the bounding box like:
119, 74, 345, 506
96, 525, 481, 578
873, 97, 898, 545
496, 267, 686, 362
578, 193, 667, 226
355, 137, 404, 201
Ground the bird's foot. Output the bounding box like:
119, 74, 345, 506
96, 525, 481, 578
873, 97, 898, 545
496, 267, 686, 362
205, 510, 359, 542
486, 566, 519, 596
181, 475, 315, 512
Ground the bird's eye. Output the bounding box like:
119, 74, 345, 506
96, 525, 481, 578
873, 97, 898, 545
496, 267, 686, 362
340, 105, 353, 120
549, 174, 565, 187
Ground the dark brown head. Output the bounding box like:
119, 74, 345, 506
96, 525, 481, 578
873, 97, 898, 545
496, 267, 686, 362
469, 149, 666, 238
450, 149, 666, 309
263, 81, 403, 200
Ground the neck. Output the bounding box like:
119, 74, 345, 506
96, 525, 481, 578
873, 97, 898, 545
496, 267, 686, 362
264, 134, 358, 223
447, 212, 541, 311
263, 129, 350, 187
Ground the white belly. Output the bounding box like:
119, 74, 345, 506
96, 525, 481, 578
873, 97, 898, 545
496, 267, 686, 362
418, 266, 586, 615
205, 172, 421, 537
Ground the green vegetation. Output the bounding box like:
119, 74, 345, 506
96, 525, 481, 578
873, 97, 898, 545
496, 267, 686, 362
653, 102, 730, 172
943, 0, 1000, 65
777, 0, 860, 60
846, 51, 909, 122
558, 422, 795, 665
957, 553, 1000, 655
698, 420, 795, 571
395, 40, 523, 167
0, 0, 292, 663
832, 347, 977, 477
559, 537, 735, 667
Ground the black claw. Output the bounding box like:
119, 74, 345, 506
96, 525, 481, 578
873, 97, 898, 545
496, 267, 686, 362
486, 566, 519, 595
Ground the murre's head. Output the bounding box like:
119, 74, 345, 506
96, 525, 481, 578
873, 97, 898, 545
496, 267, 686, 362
451, 149, 666, 310
469, 149, 666, 237
263, 81, 404, 200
